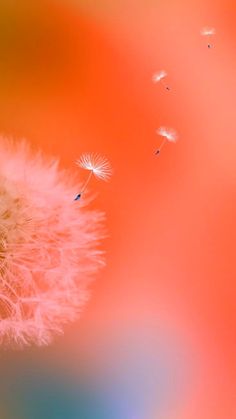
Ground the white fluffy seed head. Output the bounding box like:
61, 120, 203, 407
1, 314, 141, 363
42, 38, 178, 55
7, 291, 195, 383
152, 70, 167, 83
0, 139, 106, 348
157, 127, 178, 143
76, 153, 112, 182
201, 27, 216, 36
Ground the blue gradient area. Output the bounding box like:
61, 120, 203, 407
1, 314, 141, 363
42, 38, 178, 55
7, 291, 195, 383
98, 331, 189, 419
8, 372, 110, 419
1, 366, 112, 419
4, 332, 189, 419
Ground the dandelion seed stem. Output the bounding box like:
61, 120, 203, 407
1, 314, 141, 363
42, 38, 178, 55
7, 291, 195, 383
80, 170, 93, 195
207, 35, 213, 48
160, 79, 170, 91
156, 138, 167, 154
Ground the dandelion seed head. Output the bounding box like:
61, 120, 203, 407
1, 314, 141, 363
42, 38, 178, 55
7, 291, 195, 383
76, 153, 112, 182
152, 70, 167, 83
201, 27, 216, 36
157, 127, 178, 143
0, 138, 105, 348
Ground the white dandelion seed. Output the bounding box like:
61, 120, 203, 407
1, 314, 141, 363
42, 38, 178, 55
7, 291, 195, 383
75, 153, 112, 200
201, 27, 216, 48
152, 70, 170, 91
155, 127, 178, 154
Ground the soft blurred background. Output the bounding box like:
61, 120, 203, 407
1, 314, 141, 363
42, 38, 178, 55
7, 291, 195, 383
0, 0, 235, 417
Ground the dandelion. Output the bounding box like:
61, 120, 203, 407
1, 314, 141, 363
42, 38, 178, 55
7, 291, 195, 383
74, 153, 112, 200
201, 27, 216, 48
155, 126, 178, 154
152, 70, 170, 91
0, 138, 105, 347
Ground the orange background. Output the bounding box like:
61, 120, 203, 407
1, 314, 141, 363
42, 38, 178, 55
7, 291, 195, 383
0, 0, 236, 417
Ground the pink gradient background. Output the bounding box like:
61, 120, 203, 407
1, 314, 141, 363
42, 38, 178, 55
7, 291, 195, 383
0, 0, 236, 417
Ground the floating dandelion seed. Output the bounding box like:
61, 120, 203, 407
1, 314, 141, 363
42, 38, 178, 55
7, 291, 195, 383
152, 70, 170, 91
0, 138, 105, 347
155, 127, 178, 154
75, 153, 112, 200
201, 27, 216, 48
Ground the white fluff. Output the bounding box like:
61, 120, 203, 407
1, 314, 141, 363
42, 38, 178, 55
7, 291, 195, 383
201, 27, 216, 36
152, 70, 167, 84
156, 127, 178, 143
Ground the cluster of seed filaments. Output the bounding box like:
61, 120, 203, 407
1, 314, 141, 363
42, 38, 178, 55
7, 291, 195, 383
0, 187, 34, 327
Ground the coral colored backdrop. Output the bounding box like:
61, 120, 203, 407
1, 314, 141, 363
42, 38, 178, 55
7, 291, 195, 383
0, 0, 236, 418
